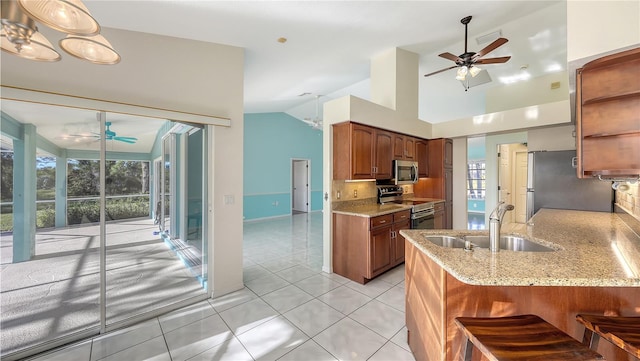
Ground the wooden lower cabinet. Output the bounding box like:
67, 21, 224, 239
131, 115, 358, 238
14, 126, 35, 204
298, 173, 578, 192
405, 241, 640, 361
333, 210, 410, 284
369, 225, 393, 278
434, 202, 445, 229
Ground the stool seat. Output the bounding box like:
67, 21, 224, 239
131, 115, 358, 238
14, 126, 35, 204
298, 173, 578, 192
576, 314, 640, 359
455, 314, 604, 361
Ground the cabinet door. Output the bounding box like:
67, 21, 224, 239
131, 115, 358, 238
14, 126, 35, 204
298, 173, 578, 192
392, 219, 411, 265
434, 203, 445, 229
404, 137, 415, 160
369, 226, 392, 278
375, 130, 393, 179
444, 139, 453, 169
352, 124, 375, 179
393, 134, 405, 159
416, 139, 429, 178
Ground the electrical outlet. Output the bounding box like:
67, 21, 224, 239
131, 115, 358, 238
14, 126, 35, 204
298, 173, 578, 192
353, 189, 357, 198
337, 190, 341, 199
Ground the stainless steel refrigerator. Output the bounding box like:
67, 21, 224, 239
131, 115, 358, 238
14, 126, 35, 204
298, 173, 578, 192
526, 150, 613, 220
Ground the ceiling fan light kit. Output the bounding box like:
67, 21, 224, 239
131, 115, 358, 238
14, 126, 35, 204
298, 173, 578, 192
424, 15, 511, 91
0, 0, 120, 64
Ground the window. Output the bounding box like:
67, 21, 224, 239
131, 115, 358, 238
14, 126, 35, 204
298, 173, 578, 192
467, 161, 485, 199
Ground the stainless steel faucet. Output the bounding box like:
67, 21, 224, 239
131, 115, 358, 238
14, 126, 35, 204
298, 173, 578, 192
488, 202, 515, 253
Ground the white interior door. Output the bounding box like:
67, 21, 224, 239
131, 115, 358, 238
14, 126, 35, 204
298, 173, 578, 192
292, 159, 309, 212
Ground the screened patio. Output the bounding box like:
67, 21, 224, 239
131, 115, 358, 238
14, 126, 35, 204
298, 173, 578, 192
1, 100, 208, 358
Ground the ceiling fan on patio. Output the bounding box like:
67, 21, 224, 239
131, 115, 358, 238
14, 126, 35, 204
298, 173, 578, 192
62, 121, 138, 144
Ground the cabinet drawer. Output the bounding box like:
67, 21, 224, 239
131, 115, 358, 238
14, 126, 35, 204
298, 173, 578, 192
393, 210, 411, 223
434, 202, 445, 212
371, 214, 393, 229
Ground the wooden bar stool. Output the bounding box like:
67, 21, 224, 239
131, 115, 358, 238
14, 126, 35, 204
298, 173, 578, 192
455, 314, 604, 361
576, 314, 640, 359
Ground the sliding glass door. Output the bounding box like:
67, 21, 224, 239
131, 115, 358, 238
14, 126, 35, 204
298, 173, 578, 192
0, 101, 209, 360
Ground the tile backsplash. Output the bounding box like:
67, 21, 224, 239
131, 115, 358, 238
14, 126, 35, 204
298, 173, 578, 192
616, 182, 640, 220
331, 181, 415, 203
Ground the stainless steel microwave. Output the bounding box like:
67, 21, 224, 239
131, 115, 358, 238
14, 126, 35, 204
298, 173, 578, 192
393, 160, 418, 185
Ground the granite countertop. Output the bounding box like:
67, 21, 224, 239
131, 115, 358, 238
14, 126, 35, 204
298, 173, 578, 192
332, 203, 413, 217
400, 208, 640, 287
332, 197, 445, 218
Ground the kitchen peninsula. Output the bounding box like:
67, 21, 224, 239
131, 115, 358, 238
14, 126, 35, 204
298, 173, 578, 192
400, 208, 640, 361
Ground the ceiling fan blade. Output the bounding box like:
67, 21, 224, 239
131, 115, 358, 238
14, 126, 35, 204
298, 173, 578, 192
438, 52, 462, 62
424, 65, 458, 77
114, 137, 137, 144
475, 56, 511, 64
474, 37, 508, 59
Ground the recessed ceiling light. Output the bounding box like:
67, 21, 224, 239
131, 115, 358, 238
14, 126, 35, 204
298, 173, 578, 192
277, 37, 287, 43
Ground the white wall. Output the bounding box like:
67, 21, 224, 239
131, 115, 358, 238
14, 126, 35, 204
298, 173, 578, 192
527, 125, 576, 152
1, 27, 245, 297
452, 138, 468, 230
567, 0, 640, 62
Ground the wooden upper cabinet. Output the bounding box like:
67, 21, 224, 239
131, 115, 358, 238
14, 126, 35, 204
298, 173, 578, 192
393, 134, 405, 159
393, 134, 416, 160
444, 138, 453, 169
333, 122, 394, 180
375, 130, 393, 179
576, 47, 640, 178
415, 139, 429, 178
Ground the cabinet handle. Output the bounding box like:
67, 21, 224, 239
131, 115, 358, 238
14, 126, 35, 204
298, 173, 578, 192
379, 220, 386, 223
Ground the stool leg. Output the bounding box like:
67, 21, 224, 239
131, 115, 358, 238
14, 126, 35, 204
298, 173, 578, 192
460, 335, 473, 361
582, 328, 601, 351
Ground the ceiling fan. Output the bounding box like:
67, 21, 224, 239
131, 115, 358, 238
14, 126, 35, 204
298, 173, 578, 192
63, 121, 138, 144
301, 95, 323, 130
424, 15, 511, 89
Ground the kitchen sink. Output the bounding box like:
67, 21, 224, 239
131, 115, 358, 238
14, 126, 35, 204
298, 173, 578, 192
463, 235, 555, 252
424, 235, 467, 248
425, 234, 555, 252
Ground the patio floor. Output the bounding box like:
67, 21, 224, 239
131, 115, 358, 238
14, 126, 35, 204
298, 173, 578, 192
0, 218, 206, 356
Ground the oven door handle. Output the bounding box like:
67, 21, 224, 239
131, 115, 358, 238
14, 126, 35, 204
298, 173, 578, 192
411, 210, 435, 219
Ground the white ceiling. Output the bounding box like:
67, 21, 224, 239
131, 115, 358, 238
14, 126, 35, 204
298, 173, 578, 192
86, 0, 566, 123
1, 0, 567, 153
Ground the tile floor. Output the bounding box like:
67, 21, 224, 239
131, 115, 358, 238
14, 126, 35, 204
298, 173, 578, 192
27, 212, 415, 361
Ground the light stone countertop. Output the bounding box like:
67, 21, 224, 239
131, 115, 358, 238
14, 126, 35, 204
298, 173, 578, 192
332, 203, 413, 217
332, 197, 444, 218
400, 208, 640, 287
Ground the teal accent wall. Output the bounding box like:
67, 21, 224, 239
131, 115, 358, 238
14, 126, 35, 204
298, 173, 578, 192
467, 137, 486, 161
244, 112, 323, 220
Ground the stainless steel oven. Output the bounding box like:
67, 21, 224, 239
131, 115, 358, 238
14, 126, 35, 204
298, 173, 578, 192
377, 185, 435, 229
411, 206, 435, 229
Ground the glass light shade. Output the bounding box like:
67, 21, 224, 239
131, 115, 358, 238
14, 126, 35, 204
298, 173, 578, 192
469, 66, 482, 77
1, 29, 61, 61
59, 33, 120, 64
455, 66, 468, 81
18, 0, 100, 35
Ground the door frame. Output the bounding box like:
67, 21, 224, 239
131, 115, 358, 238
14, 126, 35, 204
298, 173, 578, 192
291, 158, 311, 213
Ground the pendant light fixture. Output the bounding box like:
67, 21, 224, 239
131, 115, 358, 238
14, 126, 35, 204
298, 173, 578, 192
17, 0, 100, 35
60, 33, 120, 64
0, 0, 120, 64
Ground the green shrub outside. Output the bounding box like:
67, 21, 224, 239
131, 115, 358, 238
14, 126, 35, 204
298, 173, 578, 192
0, 213, 12, 232
68, 197, 149, 225
0, 197, 150, 231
